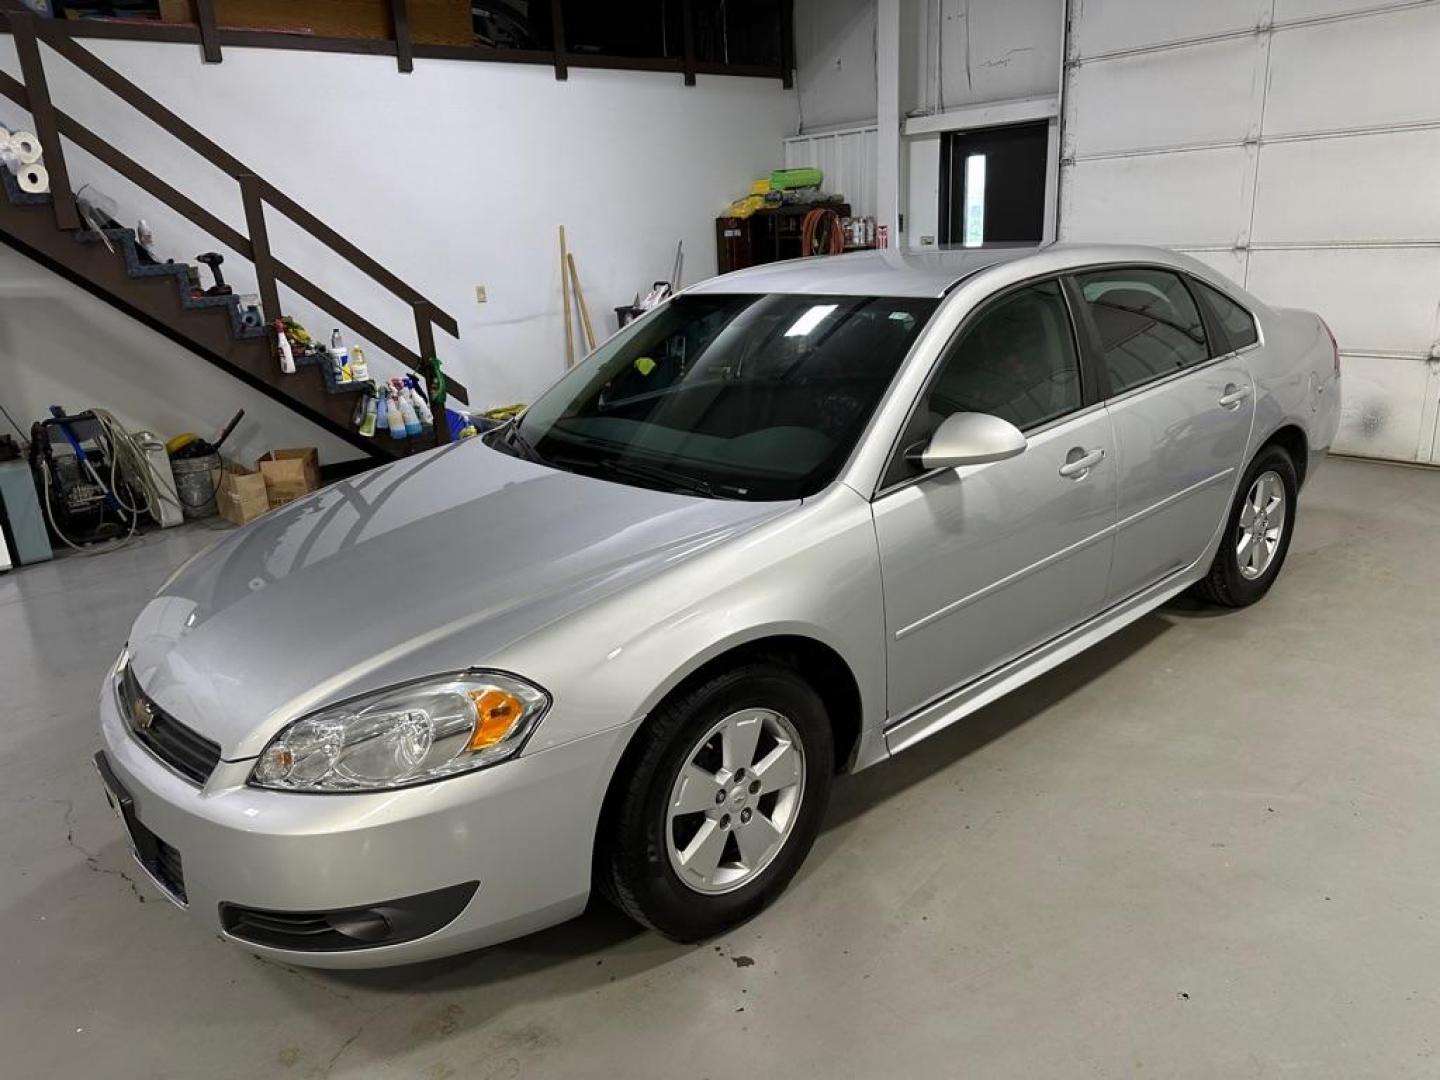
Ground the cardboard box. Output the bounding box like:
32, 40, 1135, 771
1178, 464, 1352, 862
258, 447, 321, 508
158, 0, 472, 46
215, 465, 271, 526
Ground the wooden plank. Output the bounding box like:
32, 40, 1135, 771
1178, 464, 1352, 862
780, 0, 795, 89
681, 0, 696, 86
411, 300, 450, 445
238, 174, 280, 322
391, 0, 413, 74
550, 0, 568, 80
9, 12, 79, 230
558, 225, 574, 368
195, 0, 223, 63
567, 252, 595, 353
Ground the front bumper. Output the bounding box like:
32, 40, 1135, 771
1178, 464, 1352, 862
98, 683, 638, 968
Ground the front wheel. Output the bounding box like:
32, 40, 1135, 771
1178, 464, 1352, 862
597, 663, 834, 941
1193, 444, 1298, 607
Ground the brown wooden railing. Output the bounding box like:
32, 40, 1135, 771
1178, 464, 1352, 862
0, 7, 469, 423
0, 2, 794, 86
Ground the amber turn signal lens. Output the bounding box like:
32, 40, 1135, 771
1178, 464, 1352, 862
466, 689, 524, 751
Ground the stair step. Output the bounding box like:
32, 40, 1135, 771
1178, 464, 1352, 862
0, 164, 53, 207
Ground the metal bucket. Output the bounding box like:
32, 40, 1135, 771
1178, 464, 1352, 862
170, 452, 220, 521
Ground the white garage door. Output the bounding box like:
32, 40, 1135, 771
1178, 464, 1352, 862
1059, 0, 1440, 463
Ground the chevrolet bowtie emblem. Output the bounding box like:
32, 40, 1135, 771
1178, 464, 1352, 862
130, 695, 156, 731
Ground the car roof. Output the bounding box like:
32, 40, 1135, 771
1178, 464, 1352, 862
684, 242, 1200, 300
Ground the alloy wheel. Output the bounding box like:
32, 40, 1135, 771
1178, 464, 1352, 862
1237, 469, 1287, 580
665, 708, 806, 895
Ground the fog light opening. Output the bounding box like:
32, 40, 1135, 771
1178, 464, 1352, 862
327, 909, 392, 943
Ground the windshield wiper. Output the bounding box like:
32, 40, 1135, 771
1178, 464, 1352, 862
596, 458, 726, 499
567, 457, 731, 498
495, 421, 547, 464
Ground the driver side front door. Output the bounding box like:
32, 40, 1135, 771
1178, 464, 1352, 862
872, 277, 1118, 719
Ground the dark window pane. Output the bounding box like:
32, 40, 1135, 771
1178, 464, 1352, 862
560, 0, 679, 59
516, 293, 937, 500
693, 0, 783, 67
1076, 268, 1209, 394
1193, 278, 1259, 352
928, 279, 1081, 431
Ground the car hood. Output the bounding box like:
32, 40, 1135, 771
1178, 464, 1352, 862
124, 440, 795, 759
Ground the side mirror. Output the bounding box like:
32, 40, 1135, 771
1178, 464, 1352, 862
910, 412, 1027, 471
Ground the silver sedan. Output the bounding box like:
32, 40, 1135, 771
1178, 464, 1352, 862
96, 243, 1341, 967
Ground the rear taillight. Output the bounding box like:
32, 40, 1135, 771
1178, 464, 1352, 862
1320, 317, 1341, 376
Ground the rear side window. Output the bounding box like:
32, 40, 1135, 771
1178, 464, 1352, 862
1192, 278, 1259, 351
1074, 267, 1208, 395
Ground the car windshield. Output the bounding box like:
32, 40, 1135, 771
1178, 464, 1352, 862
505, 293, 939, 500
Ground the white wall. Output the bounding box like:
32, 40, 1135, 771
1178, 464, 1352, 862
0, 38, 796, 459
795, 0, 877, 131
792, 0, 1063, 245
909, 0, 1062, 115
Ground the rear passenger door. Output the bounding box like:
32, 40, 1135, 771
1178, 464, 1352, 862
1068, 266, 1255, 603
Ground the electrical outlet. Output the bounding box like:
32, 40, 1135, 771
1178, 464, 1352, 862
475, 285, 488, 304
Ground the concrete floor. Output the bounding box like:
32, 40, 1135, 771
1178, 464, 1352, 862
3, 455, 1439, 1078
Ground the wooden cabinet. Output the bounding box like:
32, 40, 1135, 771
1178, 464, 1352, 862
715, 204, 851, 275
159, 0, 472, 46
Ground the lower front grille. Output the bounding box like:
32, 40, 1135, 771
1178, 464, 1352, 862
127, 813, 186, 903
221, 882, 478, 952
149, 834, 186, 902
94, 750, 186, 905
117, 663, 221, 785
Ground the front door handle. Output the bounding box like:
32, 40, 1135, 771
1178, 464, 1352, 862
1059, 447, 1106, 479
1219, 384, 1252, 409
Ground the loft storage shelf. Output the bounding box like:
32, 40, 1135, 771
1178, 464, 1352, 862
12, 1, 795, 83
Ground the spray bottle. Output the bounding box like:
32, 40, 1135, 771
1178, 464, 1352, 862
375, 386, 390, 434
328, 329, 352, 384
395, 379, 422, 437
387, 387, 409, 440
405, 375, 434, 427
349, 344, 370, 383
358, 391, 378, 437
274, 319, 296, 374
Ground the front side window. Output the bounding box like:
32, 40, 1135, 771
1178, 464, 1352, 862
1075, 267, 1208, 394
507, 293, 938, 500
927, 279, 1082, 433
1192, 278, 1259, 352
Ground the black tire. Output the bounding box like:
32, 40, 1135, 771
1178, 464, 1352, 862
597, 662, 834, 942
1192, 444, 1299, 607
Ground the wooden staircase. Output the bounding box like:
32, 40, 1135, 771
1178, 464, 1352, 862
0, 7, 468, 461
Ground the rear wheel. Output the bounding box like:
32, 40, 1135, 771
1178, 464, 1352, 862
1193, 444, 1298, 607
597, 663, 833, 941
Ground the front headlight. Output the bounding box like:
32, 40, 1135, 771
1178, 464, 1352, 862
249, 672, 550, 793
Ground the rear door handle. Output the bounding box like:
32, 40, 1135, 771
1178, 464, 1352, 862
1059, 447, 1106, 479
1219, 384, 1252, 409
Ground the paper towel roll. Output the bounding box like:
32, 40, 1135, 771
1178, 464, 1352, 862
18, 162, 49, 194
10, 131, 41, 165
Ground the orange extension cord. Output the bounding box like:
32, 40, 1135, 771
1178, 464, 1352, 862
800, 207, 845, 256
